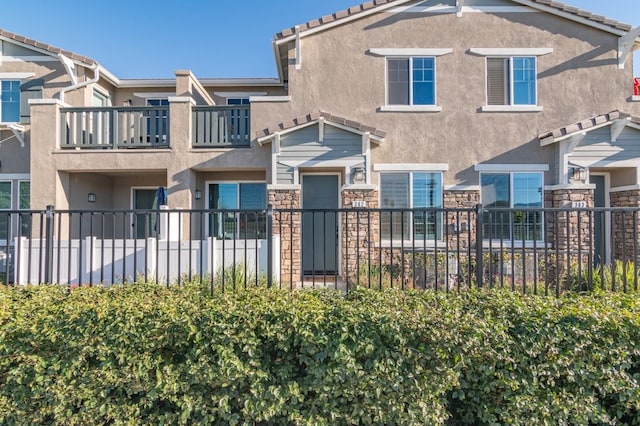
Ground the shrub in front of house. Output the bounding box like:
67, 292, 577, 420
0, 284, 639, 425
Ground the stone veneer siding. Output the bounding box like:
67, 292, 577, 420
544, 188, 594, 252
443, 189, 480, 250
341, 188, 379, 285
268, 189, 301, 286
610, 189, 640, 263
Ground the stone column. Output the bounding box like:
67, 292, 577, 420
544, 186, 594, 289
268, 187, 301, 287
609, 189, 640, 263
341, 186, 379, 286
443, 189, 479, 250
545, 187, 594, 251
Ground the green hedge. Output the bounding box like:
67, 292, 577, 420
1, 284, 639, 425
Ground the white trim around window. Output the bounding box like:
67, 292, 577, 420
369, 48, 453, 57
0, 72, 35, 79
475, 164, 548, 172
374, 163, 449, 172
469, 48, 553, 56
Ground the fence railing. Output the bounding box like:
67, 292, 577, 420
60, 106, 170, 149
2, 205, 639, 295
192, 105, 250, 147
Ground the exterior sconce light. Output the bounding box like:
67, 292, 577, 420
194, 189, 202, 200
88, 193, 97, 203
352, 167, 365, 184
569, 165, 587, 183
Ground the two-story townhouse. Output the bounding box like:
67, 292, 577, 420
3, 0, 640, 285
252, 0, 640, 280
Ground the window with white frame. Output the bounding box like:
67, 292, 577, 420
208, 182, 266, 239
380, 172, 443, 240
92, 90, 110, 107
146, 98, 169, 143
1, 80, 20, 123
480, 172, 543, 241
486, 57, 537, 106
387, 57, 436, 106
226, 98, 249, 105
0, 181, 11, 240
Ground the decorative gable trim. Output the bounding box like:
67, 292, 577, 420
275, 0, 636, 44
538, 111, 635, 146
256, 111, 386, 144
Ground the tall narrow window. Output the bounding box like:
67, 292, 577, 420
1, 81, 20, 123
0, 181, 11, 240
486, 57, 536, 106
18, 181, 30, 237
387, 57, 436, 106
146, 98, 169, 144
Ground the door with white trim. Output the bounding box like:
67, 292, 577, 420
301, 174, 339, 276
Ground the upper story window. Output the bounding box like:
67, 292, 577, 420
487, 57, 536, 106
146, 99, 169, 143
92, 90, 110, 107
470, 48, 551, 112
388, 57, 436, 106
1, 80, 20, 123
369, 48, 452, 112
226, 98, 249, 105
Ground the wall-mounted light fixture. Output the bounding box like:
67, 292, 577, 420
352, 167, 365, 184
88, 193, 97, 203
569, 164, 587, 183
194, 189, 202, 200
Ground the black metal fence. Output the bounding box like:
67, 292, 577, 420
2, 205, 639, 295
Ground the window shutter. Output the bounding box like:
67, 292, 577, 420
387, 58, 409, 105
487, 58, 508, 105
20, 79, 44, 124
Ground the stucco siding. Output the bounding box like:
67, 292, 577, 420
280, 0, 637, 187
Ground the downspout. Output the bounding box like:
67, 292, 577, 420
57, 55, 100, 103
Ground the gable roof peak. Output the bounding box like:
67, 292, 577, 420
275, 0, 634, 42
0, 28, 96, 66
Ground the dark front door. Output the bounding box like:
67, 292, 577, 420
590, 175, 608, 265
302, 175, 339, 276
133, 189, 157, 238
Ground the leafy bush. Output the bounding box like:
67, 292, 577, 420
1, 285, 639, 424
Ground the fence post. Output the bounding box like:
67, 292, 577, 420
475, 204, 483, 289
44, 205, 54, 284
266, 204, 273, 288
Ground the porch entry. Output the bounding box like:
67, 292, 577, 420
301, 174, 339, 276
590, 174, 609, 265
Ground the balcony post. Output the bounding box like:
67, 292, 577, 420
167, 97, 196, 239
29, 99, 68, 210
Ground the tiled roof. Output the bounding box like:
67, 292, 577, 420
0, 28, 95, 65
274, 0, 632, 40
538, 110, 631, 142
256, 110, 386, 140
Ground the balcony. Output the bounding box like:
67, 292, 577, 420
192, 105, 250, 147
59, 104, 251, 150
60, 106, 170, 149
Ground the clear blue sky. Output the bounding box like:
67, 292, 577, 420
1, 0, 638, 79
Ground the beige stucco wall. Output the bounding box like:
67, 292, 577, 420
257, 8, 640, 187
